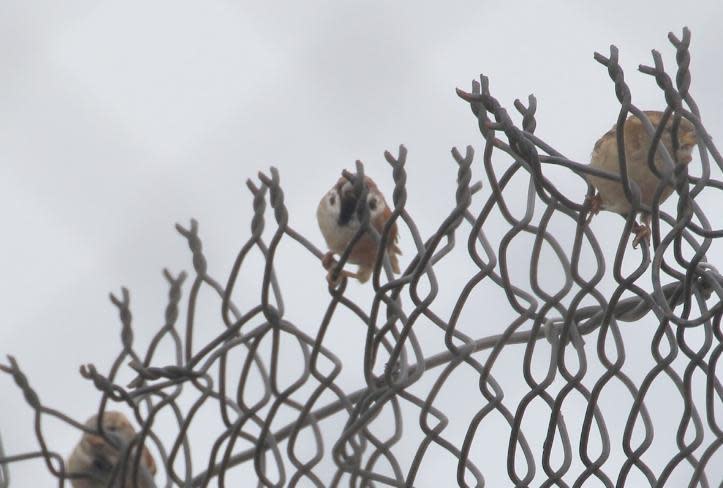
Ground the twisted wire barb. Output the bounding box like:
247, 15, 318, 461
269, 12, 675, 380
2, 27, 722, 487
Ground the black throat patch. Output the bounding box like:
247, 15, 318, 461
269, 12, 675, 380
338, 192, 357, 226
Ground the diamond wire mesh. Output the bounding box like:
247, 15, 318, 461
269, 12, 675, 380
1, 27, 722, 487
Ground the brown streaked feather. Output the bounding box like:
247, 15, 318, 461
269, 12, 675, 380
593, 126, 615, 153
347, 234, 379, 269
142, 445, 157, 475
587, 110, 698, 215
343, 203, 401, 273
374, 206, 398, 242
373, 207, 401, 271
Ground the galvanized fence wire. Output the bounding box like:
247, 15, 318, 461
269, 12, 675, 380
2, 27, 723, 487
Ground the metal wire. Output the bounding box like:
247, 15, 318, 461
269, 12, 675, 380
2, 27, 722, 487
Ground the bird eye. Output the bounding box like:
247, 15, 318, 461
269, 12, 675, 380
368, 198, 377, 211
329, 195, 336, 206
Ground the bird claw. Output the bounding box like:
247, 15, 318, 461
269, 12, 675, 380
321, 252, 336, 270
631, 222, 651, 248
327, 269, 360, 287
326, 272, 341, 287
584, 193, 603, 224
322, 253, 342, 286
322, 252, 353, 286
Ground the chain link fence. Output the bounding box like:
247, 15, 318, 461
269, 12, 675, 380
1, 27, 722, 487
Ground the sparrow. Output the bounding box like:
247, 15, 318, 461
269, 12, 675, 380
317, 174, 401, 283
585, 110, 698, 247
66, 411, 157, 488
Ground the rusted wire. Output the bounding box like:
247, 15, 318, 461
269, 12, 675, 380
2, 27, 722, 487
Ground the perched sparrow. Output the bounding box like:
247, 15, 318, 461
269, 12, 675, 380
317, 174, 401, 283
67, 411, 156, 488
586, 110, 697, 247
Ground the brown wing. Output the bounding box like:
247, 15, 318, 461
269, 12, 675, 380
593, 111, 664, 155
593, 125, 616, 154
373, 206, 401, 273
641, 110, 664, 125
623, 114, 647, 152
141, 445, 157, 476
374, 206, 399, 244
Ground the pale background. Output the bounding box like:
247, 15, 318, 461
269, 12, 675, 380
2, 1, 722, 486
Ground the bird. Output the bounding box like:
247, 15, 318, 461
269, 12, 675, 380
66, 411, 156, 488
317, 174, 401, 283
585, 110, 698, 247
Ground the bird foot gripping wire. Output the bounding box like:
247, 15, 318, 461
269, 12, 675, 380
584, 193, 603, 224
631, 219, 651, 249
322, 252, 361, 286
322, 252, 341, 285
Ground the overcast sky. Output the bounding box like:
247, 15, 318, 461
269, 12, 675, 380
2, 1, 722, 486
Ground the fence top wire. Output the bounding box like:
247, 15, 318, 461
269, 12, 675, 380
2, 26, 723, 487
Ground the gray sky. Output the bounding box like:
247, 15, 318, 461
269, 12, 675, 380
2, 1, 722, 486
